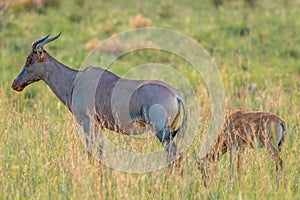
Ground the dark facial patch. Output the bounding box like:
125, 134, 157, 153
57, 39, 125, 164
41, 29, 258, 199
25, 53, 35, 67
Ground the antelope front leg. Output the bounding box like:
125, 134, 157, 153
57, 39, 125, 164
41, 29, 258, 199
82, 118, 93, 159
90, 122, 104, 159
87, 117, 104, 160
81, 116, 104, 159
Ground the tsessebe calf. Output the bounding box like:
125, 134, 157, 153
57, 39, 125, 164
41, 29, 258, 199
197, 110, 287, 186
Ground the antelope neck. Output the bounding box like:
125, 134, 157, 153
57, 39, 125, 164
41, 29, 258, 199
42, 56, 78, 111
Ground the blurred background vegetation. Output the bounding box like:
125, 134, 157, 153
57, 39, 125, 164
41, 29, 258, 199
0, 0, 299, 199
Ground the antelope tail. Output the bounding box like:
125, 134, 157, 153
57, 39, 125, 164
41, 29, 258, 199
278, 121, 287, 150
172, 98, 187, 140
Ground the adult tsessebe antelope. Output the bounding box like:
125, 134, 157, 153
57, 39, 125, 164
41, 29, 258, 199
197, 110, 287, 186
11, 33, 187, 161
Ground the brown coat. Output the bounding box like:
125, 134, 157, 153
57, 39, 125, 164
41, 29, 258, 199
198, 111, 287, 186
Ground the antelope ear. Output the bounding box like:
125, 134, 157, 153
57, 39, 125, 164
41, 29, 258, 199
37, 48, 45, 61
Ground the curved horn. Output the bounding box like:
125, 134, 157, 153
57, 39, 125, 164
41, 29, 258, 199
32, 33, 50, 50
36, 32, 61, 50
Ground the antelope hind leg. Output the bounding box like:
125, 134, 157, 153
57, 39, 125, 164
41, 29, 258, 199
266, 139, 283, 170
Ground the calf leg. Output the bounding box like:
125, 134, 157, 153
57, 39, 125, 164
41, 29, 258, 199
229, 147, 235, 178
229, 143, 239, 183
262, 129, 283, 170
237, 146, 245, 174
197, 159, 211, 187
266, 139, 283, 170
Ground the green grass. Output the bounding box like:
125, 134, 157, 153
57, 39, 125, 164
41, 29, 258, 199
0, 0, 300, 199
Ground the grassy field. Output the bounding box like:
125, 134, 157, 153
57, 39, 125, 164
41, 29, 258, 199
0, 0, 299, 199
